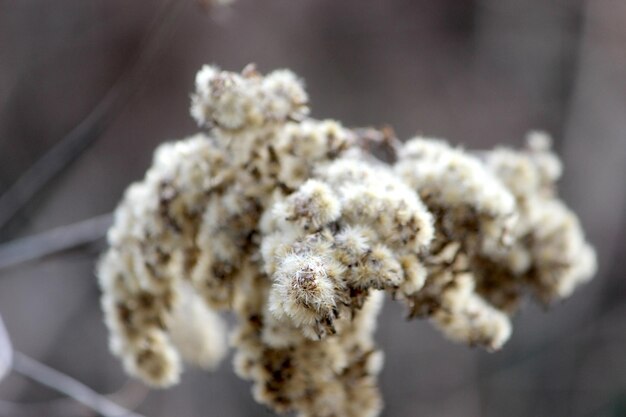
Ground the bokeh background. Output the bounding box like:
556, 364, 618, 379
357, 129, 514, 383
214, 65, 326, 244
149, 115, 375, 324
1, 0, 625, 416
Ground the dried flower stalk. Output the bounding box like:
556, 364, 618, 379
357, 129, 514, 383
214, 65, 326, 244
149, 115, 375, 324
98, 64, 596, 417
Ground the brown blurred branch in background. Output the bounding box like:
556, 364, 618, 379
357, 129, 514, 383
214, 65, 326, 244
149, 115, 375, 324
0, 381, 148, 417
0, 0, 184, 238
7, 352, 147, 417
2, 313, 148, 417
0, 214, 112, 271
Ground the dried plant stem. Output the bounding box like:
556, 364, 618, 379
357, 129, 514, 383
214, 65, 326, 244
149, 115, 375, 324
11, 352, 146, 417
0, 0, 184, 235
0, 213, 112, 271
0, 316, 12, 382
0, 381, 148, 417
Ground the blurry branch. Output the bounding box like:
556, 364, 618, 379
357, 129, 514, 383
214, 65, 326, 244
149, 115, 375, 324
0, 213, 112, 271
561, 0, 626, 274
0, 381, 149, 417
10, 352, 146, 417
0, 315, 12, 383
0, 0, 185, 236
353, 126, 402, 163
2, 296, 148, 417
0, 398, 92, 417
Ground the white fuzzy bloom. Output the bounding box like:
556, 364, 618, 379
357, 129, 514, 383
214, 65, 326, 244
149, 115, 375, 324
334, 225, 374, 265
169, 284, 227, 370
191, 65, 308, 131
432, 273, 512, 351
282, 179, 341, 231
320, 157, 435, 253
485, 134, 596, 303
269, 252, 342, 339
121, 330, 182, 387
396, 137, 515, 219
399, 255, 427, 295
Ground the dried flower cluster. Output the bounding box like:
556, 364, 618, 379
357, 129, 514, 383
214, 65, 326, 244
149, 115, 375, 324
98, 65, 596, 417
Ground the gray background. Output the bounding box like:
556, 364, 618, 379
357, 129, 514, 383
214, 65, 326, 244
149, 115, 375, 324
0, 0, 625, 416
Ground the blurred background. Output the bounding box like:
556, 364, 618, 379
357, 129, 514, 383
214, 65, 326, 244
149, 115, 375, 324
0, 0, 625, 416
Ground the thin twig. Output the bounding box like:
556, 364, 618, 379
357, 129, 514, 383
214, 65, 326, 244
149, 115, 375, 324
0, 399, 96, 417
11, 352, 146, 417
0, 315, 12, 382
0, 0, 185, 235
0, 213, 112, 270
0, 380, 149, 417
353, 126, 403, 164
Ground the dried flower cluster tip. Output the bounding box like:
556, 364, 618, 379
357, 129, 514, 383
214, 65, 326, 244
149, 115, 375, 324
98, 64, 596, 417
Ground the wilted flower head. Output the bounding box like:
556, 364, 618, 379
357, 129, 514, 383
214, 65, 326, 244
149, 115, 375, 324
98, 65, 596, 417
